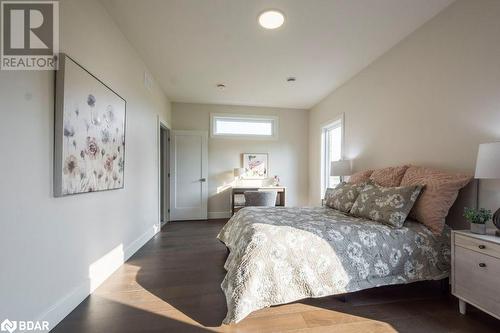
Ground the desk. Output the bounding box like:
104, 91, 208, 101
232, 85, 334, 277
231, 186, 286, 215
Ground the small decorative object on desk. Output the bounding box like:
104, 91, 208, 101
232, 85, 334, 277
234, 168, 245, 186
273, 175, 280, 186
463, 207, 492, 235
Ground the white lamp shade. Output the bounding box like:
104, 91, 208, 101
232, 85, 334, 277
234, 168, 245, 177
475, 142, 500, 179
330, 160, 352, 177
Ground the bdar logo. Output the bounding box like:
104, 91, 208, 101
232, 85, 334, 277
0, 319, 17, 333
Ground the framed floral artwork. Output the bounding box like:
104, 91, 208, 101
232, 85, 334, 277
54, 54, 126, 196
242, 153, 268, 179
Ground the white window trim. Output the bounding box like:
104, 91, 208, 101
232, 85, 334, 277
320, 113, 344, 198
210, 113, 279, 140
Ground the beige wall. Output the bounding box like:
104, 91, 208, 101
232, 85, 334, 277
172, 103, 309, 215
0, 0, 171, 327
309, 0, 500, 212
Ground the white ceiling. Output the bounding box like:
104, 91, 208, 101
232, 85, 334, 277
101, 0, 454, 109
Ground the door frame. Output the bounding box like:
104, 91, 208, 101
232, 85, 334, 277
170, 130, 209, 221
157, 116, 171, 228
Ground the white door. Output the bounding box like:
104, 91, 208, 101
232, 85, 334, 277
170, 130, 208, 220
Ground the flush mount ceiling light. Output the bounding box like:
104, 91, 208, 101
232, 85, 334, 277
258, 10, 285, 29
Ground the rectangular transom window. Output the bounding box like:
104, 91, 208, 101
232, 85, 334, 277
211, 114, 278, 139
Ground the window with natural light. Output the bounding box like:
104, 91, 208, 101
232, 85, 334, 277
211, 114, 278, 139
321, 118, 343, 197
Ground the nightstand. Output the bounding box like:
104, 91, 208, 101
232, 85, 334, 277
451, 230, 500, 320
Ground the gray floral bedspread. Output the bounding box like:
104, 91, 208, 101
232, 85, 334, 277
217, 206, 450, 323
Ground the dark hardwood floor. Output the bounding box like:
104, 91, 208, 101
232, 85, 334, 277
54, 219, 499, 333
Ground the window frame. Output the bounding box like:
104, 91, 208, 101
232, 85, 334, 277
320, 114, 344, 198
210, 113, 279, 140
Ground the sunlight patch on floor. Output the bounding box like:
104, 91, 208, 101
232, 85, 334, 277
97, 290, 221, 331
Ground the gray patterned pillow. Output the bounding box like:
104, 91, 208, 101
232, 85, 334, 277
324, 182, 365, 213
349, 181, 423, 228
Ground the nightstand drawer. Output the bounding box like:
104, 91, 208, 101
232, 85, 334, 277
454, 246, 500, 316
455, 233, 500, 259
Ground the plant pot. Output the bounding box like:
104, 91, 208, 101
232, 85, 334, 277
470, 223, 486, 235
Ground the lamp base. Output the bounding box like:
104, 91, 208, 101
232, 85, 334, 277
494, 207, 500, 237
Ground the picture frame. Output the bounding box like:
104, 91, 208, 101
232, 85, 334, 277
242, 153, 269, 179
54, 54, 127, 196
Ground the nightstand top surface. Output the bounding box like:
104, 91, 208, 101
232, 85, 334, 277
453, 229, 500, 244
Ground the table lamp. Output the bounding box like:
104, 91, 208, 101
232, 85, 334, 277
475, 142, 500, 236
330, 160, 352, 182
234, 168, 245, 184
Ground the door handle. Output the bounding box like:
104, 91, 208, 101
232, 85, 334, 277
199, 178, 206, 182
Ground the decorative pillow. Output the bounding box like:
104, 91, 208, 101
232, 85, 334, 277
370, 165, 409, 187
401, 166, 472, 234
324, 182, 365, 213
348, 170, 374, 184
350, 181, 423, 228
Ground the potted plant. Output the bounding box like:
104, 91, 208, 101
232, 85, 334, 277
464, 207, 492, 235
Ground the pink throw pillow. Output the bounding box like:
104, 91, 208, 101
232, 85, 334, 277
370, 165, 409, 187
401, 166, 471, 234
348, 170, 373, 184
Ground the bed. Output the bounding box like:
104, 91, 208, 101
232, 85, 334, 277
217, 181, 476, 324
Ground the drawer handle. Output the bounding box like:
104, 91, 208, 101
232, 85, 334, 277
478, 245, 486, 249
478, 263, 487, 268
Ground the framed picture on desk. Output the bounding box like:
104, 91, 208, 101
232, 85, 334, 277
242, 153, 268, 179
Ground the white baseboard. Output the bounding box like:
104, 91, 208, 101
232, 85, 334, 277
124, 224, 160, 261
37, 223, 160, 331
36, 279, 90, 331
208, 211, 231, 219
